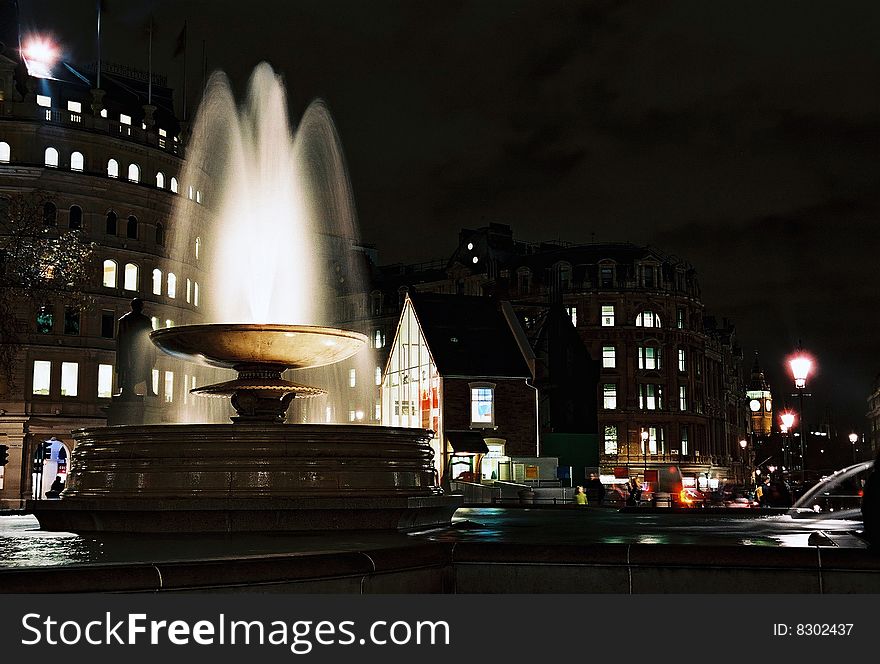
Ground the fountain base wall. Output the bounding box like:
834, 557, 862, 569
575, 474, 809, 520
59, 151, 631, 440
32, 424, 461, 533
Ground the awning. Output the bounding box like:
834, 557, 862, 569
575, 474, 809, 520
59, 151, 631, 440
446, 430, 489, 454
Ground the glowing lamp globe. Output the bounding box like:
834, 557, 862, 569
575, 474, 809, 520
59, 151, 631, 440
780, 412, 796, 431
849, 433, 859, 444
789, 354, 812, 389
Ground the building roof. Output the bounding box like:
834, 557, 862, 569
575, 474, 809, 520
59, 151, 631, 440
408, 293, 531, 379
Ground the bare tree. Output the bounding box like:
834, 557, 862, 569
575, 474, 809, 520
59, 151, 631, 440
0, 192, 95, 389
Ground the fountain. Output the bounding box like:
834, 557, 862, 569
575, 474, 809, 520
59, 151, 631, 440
30, 64, 461, 533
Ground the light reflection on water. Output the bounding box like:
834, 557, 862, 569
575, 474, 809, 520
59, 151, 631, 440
0, 507, 866, 570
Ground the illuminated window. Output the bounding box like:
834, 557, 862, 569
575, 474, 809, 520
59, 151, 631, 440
68, 205, 82, 229
193, 282, 200, 307
565, 306, 577, 327
0, 141, 10, 162
349, 368, 357, 388
375, 403, 381, 420
638, 345, 660, 370
188, 185, 194, 200
102, 259, 117, 287
639, 384, 662, 410
678, 348, 687, 372
36, 95, 51, 107
155, 223, 164, 246
194, 237, 201, 260
164, 371, 174, 403
156, 171, 165, 188
196, 190, 202, 204
70, 151, 84, 171
97, 364, 113, 398
165, 319, 174, 328
35, 306, 53, 334
601, 305, 614, 327
679, 385, 688, 411
123, 263, 139, 291
603, 425, 618, 455
60, 362, 78, 396
67, 100, 81, 113
170, 177, 178, 193
602, 346, 615, 369
32, 361, 51, 395
150, 317, 158, 331
105, 211, 117, 235
680, 426, 689, 456
63, 307, 80, 335
44, 146, 59, 167
126, 215, 138, 239
186, 278, 192, 303
636, 311, 661, 328
120, 113, 132, 126
375, 366, 382, 386
373, 329, 385, 349
603, 384, 617, 409
152, 268, 162, 295
470, 383, 495, 427
677, 307, 685, 329
167, 273, 176, 298
640, 427, 661, 455
127, 163, 140, 183
151, 369, 159, 396
107, 158, 119, 178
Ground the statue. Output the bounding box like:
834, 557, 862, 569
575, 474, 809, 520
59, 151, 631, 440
115, 298, 156, 398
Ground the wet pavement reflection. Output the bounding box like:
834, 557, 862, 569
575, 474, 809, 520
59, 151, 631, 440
0, 507, 865, 569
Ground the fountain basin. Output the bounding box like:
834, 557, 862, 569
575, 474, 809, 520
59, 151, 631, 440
150, 324, 367, 370
31, 424, 462, 533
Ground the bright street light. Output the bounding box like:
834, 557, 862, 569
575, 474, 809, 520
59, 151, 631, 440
21, 35, 60, 79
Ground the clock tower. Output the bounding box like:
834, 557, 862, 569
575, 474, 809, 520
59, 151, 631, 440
746, 353, 772, 436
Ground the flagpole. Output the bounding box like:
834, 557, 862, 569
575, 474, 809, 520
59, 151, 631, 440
96, 0, 102, 89
147, 17, 153, 105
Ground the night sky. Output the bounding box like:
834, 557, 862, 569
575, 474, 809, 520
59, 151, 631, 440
17, 0, 880, 434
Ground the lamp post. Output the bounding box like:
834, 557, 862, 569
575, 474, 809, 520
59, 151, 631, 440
641, 429, 649, 480
739, 439, 748, 485
849, 432, 859, 466
788, 344, 813, 487
780, 410, 796, 478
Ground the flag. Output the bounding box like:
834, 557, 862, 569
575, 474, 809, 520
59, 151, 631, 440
173, 22, 187, 58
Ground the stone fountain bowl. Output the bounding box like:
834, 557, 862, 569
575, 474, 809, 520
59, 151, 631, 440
150, 323, 367, 370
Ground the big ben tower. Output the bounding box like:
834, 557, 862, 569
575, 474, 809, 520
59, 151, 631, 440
747, 353, 772, 436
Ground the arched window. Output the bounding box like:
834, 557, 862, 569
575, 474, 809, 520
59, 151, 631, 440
196, 190, 202, 204
105, 211, 117, 235
155, 223, 164, 246
107, 158, 119, 178
170, 177, 179, 193
42, 202, 57, 226
636, 311, 661, 328
152, 268, 162, 295
123, 263, 139, 291
194, 236, 201, 260
127, 163, 140, 183
44, 147, 59, 168
167, 272, 177, 298
187, 185, 194, 200
68, 205, 82, 230
193, 282, 200, 307
126, 215, 138, 239
155, 171, 165, 189
102, 259, 117, 288
70, 151, 84, 172
0, 141, 11, 163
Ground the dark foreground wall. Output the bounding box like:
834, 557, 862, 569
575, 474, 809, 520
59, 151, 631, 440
3, 542, 880, 593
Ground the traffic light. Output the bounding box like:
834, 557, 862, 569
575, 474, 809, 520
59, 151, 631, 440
0, 444, 8, 466
41, 440, 53, 461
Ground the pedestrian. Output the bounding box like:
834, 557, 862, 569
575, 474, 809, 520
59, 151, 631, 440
627, 480, 642, 506
587, 472, 604, 506
574, 485, 588, 506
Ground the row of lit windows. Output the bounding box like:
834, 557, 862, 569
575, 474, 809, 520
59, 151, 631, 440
101, 260, 201, 306
601, 346, 689, 372
36, 307, 121, 339
34, 95, 177, 139
602, 425, 689, 456
32, 360, 114, 398
512, 262, 668, 292
602, 383, 698, 412
0, 140, 201, 202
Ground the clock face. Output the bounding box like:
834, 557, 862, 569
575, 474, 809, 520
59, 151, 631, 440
765, 399, 772, 412
749, 399, 761, 412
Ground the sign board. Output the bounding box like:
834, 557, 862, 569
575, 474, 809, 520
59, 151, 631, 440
525, 465, 539, 480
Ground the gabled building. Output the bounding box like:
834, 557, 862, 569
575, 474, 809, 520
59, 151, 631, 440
381, 293, 537, 483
